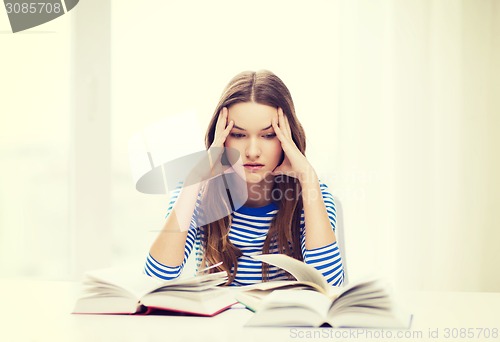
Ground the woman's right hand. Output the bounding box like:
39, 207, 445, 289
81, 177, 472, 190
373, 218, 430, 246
186, 107, 234, 184
210, 107, 234, 149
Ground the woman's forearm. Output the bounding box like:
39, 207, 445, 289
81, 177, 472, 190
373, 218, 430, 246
300, 172, 336, 250
149, 180, 203, 266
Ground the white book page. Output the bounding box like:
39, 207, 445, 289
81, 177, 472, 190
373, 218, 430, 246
252, 254, 330, 293
260, 290, 332, 318
239, 280, 325, 293
84, 268, 228, 299
245, 306, 325, 327
84, 267, 164, 299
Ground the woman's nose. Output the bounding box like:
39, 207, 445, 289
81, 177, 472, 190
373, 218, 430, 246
245, 138, 261, 158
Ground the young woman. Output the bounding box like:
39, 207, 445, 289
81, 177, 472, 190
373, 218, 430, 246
145, 70, 344, 286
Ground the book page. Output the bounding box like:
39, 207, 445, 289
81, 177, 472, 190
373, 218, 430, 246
236, 282, 327, 312
84, 267, 227, 299
325, 278, 412, 329
151, 275, 227, 293
260, 290, 331, 318
244, 306, 325, 327
252, 254, 330, 293
239, 280, 325, 293
84, 267, 165, 299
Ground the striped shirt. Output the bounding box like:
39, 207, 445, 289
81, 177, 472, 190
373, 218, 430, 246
144, 181, 344, 287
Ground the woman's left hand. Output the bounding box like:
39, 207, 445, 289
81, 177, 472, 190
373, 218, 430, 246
271, 108, 316, 181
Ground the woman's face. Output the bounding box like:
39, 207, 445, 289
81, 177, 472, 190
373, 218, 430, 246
225, 102, 283, 184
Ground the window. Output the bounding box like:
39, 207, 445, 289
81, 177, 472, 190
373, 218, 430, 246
0, 16, 72, 279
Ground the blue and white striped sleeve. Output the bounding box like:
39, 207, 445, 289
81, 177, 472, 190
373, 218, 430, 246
300, 182, 344, 286
143, 184, 201, 281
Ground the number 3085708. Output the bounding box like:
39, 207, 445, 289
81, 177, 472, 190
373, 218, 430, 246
443, 328, 498, 339
5, 3, 62, 14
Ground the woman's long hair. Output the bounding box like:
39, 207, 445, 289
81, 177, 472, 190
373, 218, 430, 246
200, 70, 306, 284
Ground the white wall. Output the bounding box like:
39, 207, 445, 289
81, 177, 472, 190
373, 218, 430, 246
338, 0, 500, 292
0, 8, 72, 278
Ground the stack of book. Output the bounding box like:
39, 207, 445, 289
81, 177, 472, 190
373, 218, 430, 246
72, 254, 412, 328
72, 265, 236, 317
236, 254, 412, 328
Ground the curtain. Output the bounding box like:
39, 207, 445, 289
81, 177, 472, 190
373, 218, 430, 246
331, 0, 500, 291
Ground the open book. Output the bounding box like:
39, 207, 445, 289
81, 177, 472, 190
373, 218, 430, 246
237, 254, 412, 328
72, 266, 237, 317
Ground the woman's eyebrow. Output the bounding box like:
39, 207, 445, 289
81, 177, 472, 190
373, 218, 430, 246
233, 124, 273, 131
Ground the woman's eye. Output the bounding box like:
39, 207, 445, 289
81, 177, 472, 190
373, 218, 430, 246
263, 133, 276, 139
230, 133, 245, 138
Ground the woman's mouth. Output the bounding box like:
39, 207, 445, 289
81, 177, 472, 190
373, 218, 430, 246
244, 163, 264, 171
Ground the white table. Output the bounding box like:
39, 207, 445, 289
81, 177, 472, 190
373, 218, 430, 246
1, 278, 499, 342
